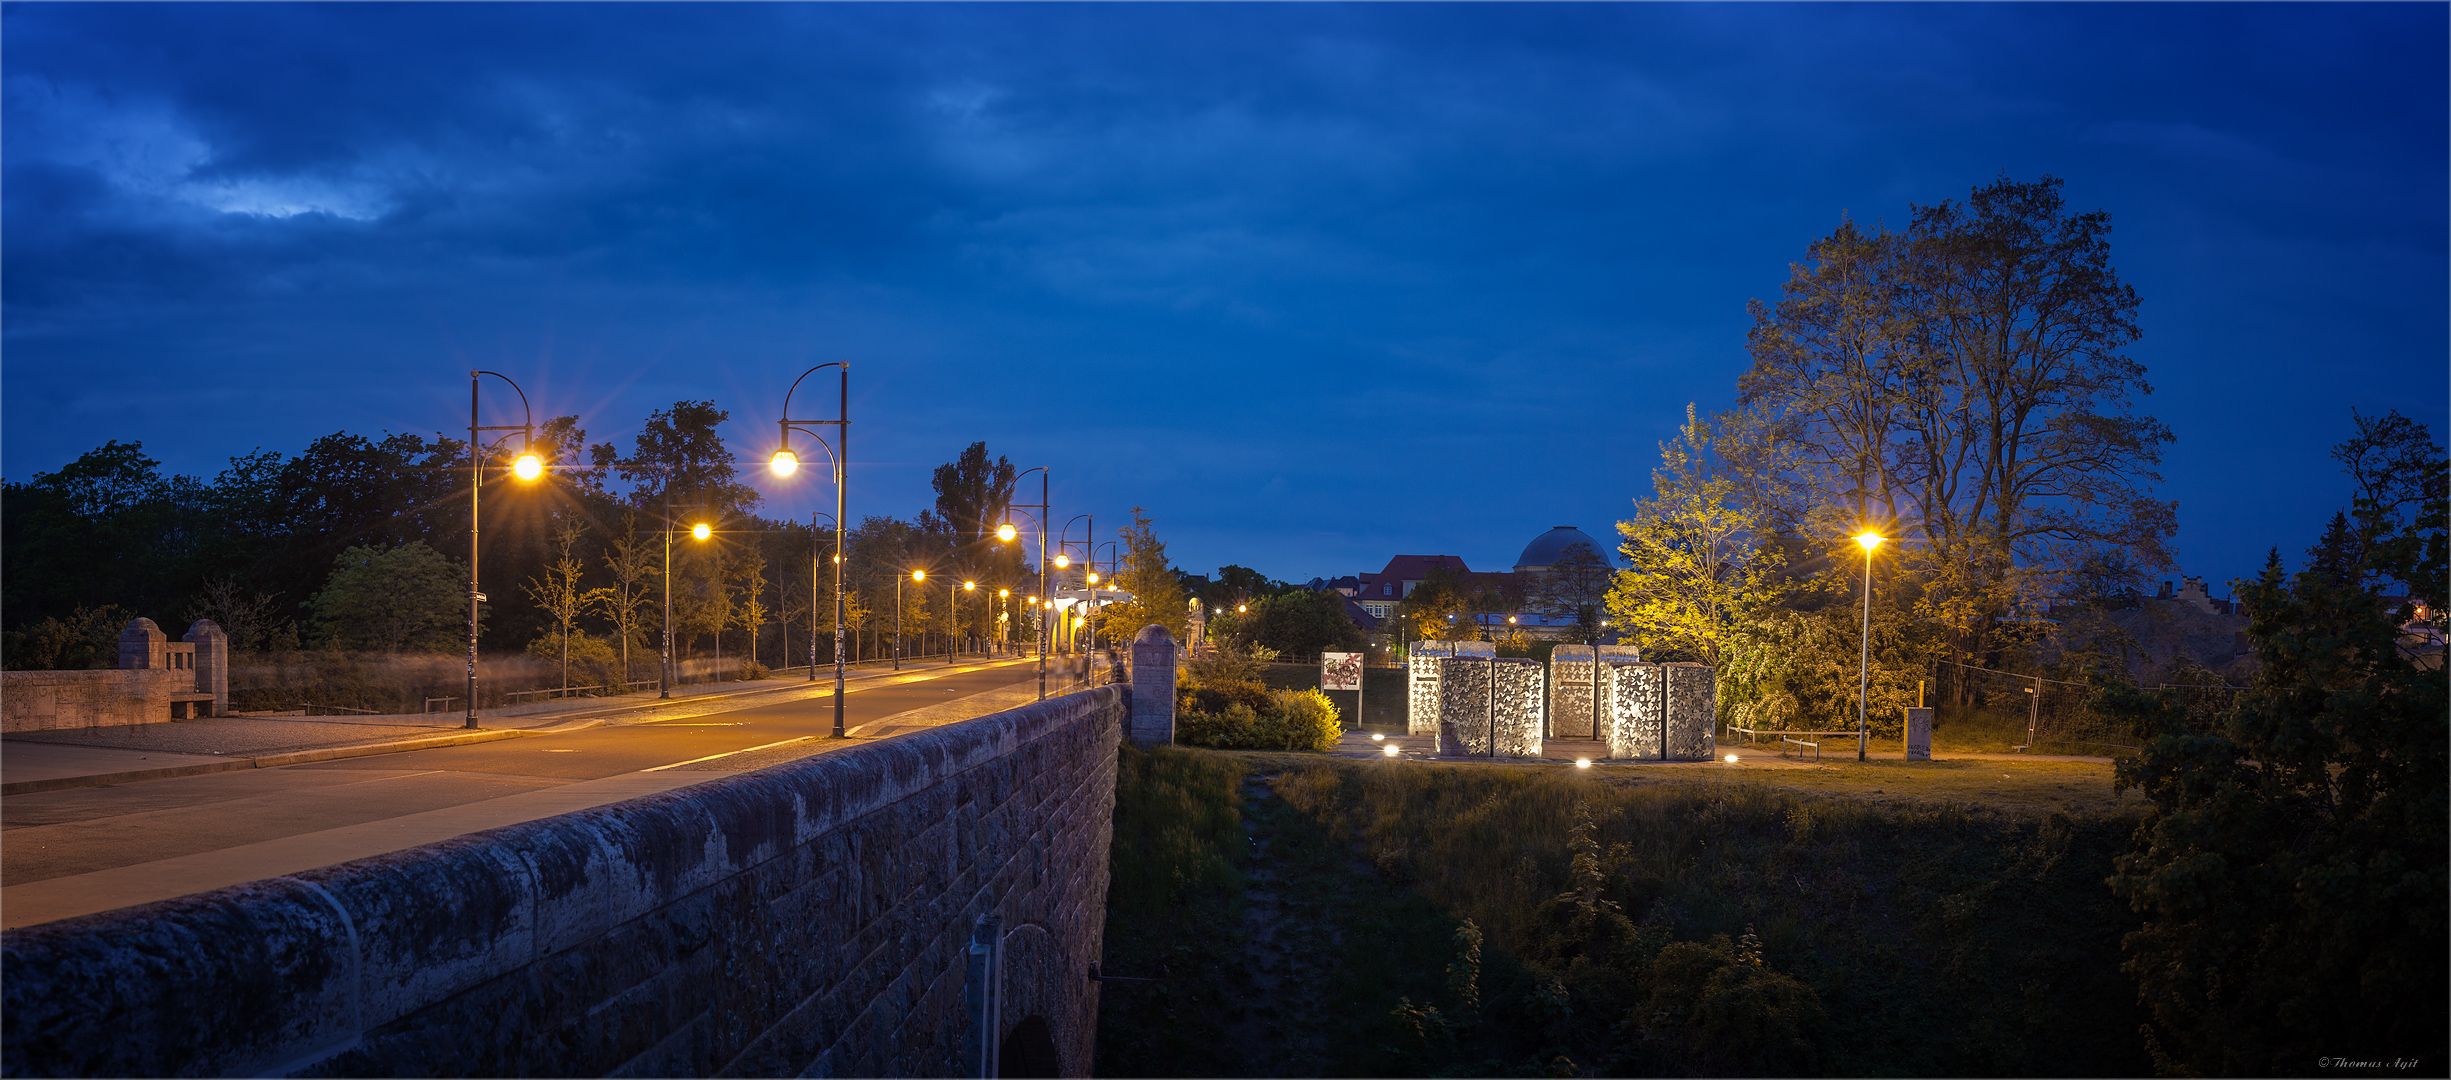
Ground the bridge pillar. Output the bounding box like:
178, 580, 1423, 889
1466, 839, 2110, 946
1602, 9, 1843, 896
1128, 624, 1176, 746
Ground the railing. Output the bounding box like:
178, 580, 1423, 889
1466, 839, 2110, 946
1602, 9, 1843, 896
1780, 736, 1820, 762
299, 702, 382, 716
424, 696, 459, 713
505, 680, 658, 704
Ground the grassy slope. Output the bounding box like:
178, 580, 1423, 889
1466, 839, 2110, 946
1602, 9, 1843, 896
1098, 747, 2151, 1077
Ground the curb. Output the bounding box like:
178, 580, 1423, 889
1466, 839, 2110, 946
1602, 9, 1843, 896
1, 728, 534, 796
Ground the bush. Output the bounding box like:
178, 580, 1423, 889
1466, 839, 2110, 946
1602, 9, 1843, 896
1177, 687, 1343, 752
738, 660, 770, 681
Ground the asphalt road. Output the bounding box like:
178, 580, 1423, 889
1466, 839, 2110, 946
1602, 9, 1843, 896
2, 660, 1059, 889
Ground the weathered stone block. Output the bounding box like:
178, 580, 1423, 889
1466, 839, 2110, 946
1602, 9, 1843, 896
1437, 656, 1543, 757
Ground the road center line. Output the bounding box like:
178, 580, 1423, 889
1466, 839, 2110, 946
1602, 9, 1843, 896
641, 736, 815, 773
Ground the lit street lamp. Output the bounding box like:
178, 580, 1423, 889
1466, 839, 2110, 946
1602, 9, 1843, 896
1853, 531, 1885, 762
898, 569, 924, 670
466, 370, 540, 730
956, 579, 977, 664
660, 504, 713, 699
1001, 468, 1053, 700
770, 363, 850, 737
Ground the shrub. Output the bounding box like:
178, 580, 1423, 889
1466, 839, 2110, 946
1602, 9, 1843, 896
1262, 688, 1343, 751
1179, 674, 1271, 717
738, 660, 770, 681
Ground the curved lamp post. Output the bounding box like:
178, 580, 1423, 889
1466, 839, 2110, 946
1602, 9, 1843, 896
1003, 468, 1052, 700
1057, 514, 1094, 659
1853, 531, 1885, 762
897, 569, 924, 670
770, 363, 849, 737
466, 371, 541, 730
955, 579, 977, 664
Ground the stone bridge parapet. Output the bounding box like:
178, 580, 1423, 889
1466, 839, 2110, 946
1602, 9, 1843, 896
2, 685, 1127, 1077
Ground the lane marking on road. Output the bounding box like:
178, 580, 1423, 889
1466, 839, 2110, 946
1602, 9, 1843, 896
641, 736, 815, 773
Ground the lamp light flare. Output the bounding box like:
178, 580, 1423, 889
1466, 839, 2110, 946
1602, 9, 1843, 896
912, 570, 925, 582
996, 523, 1017, 542
512, 453, 544, 482
1053, 555, 1070, 569
964, 581, 977, 591
1087, 572, 1099, 584
1853, 531, 1885, 552
691, 523, 711, 540
769, 450, 799, 477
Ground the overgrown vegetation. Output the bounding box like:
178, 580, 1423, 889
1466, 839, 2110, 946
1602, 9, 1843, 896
1100, 747, 2152, 1077
1175, 652, 1345, 751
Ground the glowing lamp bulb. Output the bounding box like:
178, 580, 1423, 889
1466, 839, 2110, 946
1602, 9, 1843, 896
912, 570, 925, 582
1853, 531, 1885, 553
1725, 753, 1740, 764
995, 523, 1017, 542
964, 581, 976, 591
1236, 604, 1247, 614
769, 450, 799, 477
1371, 733, 1385, 742
1087, 573, 1099, 584
999, 589, 1009, 598
1053, 555, 1069, 569
690, 523, 711, 540
1574, 758, 1592, 769
1382, 744, 1401, 757
512, 453, 544, 481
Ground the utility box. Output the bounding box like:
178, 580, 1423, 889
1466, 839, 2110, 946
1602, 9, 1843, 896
1903, 707, 1933, 761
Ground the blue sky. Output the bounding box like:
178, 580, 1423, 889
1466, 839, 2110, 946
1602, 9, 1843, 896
5, 3, 2443, 591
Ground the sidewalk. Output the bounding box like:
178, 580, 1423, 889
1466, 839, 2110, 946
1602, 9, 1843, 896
1, 654, 1045, 796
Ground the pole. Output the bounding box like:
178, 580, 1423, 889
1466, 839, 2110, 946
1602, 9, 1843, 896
895, 574, 903, 671
808, 514, 820, 684
833, 367, 848, 738
1038, 471, 1049, 700
661, 501, 674, 699
1857, 543, 1874, 762
466, 375, 481, 729
2029, 675, 2041, 749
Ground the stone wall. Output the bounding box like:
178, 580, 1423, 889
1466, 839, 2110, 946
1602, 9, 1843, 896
1436, 656, 1543, 758
1, 686, 1126, 1078
0, 668, 194, 732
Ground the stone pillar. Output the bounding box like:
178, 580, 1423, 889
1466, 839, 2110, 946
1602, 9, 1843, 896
1902, 707, 1933, 761
1126, 625, 1176, 746
1548, 645, 1595, 740
184, 620, 230, 717
1601, 661, 1663, 760
116, 618, 166, 671
1662, 662, 1717, 761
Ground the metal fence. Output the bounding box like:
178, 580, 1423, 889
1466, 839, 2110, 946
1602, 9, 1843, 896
1936, 658, 2244, 754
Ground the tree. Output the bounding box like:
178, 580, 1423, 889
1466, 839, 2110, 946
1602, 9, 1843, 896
1398, 566, 1480, 642
730, 548, 770, 671
1738, 176, 2175, 679
2318, 408, 2446, 608
1098, 507, 1188, 645
615, 401, 761, 519
307, 542, 464, 653
589, 513, 657, 682
1533, 541, 1614, 639
931, 442, 1019, 553
1608, 406, 1786, 667
183, 578, 289, 655
1238, 589, 1363, 659
522, 522, 590, 690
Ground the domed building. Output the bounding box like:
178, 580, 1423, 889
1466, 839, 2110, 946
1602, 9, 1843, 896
1513, 526, 1606, 573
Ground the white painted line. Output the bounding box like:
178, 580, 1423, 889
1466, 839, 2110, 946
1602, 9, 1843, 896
640, 736, 814, 772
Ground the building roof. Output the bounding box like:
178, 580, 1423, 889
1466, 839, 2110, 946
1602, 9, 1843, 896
1514, 526, 1603, 572
1375, 554, 1472, 583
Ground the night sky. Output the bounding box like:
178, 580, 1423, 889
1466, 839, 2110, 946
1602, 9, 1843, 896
5, 3, 2443, 592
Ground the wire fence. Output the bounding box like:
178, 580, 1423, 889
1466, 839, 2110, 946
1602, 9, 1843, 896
1935, 658, 2245, 753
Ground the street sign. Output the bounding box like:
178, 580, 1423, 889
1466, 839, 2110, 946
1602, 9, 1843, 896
1321, 651, 1363, 691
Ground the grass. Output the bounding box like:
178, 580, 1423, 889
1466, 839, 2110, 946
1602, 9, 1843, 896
1099, 745, 2153, 1077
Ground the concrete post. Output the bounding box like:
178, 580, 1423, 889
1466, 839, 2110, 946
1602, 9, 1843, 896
1903, 707, 1933, 761
184, 620, 229, 717
1126, 625, 1176, 746
116, 619, 166, 671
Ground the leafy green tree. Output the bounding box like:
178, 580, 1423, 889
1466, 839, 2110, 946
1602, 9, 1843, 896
615, 401, 761, 519
307, 542, 465, 653
1532, 540, 1613, 640
588, 513, 658, 681
1098, 506, 1188, 645
1, 605, 137, 671
522, 522, 590, 689
1397, 566, 1479, 642
1233, 589, 1363, 660
2101, 421, 2447, 1075
1608, 405, 1786, 666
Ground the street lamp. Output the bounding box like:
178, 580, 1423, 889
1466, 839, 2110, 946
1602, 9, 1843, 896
465, 371, 539, 730
660, 505, 713, 698
1058, 514, 1094, 658
898, 569, 925, 670
771, 362, 850, 737
957, 579, 977, 663
1853, 531, 1885, 762
1003, 467, 1054, 700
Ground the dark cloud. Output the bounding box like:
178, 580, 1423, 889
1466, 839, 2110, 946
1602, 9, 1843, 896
4, 2, 2443, 587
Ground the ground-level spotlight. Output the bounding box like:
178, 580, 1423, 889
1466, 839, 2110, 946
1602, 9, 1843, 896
1382, 743, 1401, 757
1725, 753, 1740, 764
1574, 758, 1592, 769
1370, 733, 1385, 741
